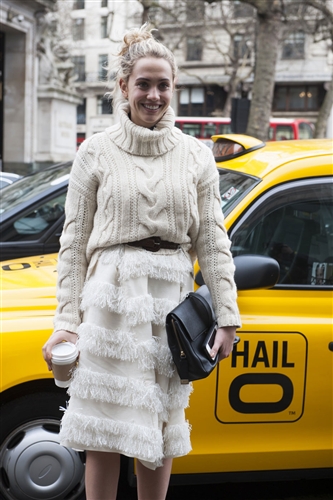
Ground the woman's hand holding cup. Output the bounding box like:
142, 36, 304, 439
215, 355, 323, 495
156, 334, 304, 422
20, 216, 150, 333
42, 330, 78, 371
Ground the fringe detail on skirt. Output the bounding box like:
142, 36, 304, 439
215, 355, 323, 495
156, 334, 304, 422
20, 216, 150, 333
80, 281, 178, 327
168, 378, 193, 411
69, 368, 168, 420
59, 411, 164, 465
154, 298, 179, 325
164, 422, 192, 458
154, 344, 176, 378
80, 281, 123, 311
62, 244, 194, 464
77, 323, 175, 378
69, 367, 192, 422
101, 245, 193, 285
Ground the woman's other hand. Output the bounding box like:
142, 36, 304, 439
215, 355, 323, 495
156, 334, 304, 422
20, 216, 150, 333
210, 326, 236, 362
42, 330, 78, 371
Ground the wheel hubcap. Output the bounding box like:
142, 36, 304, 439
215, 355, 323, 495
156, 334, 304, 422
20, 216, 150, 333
0, 420, 85, 500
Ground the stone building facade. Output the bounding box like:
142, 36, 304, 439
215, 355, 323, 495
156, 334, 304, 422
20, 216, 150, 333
0, 0, 81, 174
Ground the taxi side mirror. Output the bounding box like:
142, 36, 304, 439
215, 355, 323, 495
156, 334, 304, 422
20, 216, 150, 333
195, 255, 280, 290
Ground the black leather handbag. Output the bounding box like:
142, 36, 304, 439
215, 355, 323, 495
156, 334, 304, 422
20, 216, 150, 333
166, 285, 218, 384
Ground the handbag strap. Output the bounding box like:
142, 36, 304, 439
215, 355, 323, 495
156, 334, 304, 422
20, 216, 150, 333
187, 291, 215, 323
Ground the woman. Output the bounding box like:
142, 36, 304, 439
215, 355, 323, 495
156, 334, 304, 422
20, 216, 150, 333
42, 25, 241, 500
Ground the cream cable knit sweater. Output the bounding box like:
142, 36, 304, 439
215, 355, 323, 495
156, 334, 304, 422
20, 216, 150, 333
54, 104, 241, 333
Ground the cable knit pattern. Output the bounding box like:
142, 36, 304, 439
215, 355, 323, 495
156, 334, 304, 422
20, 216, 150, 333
54, 103, 241, 333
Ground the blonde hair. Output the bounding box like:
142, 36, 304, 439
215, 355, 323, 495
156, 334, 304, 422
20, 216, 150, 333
109, 24, 177, 112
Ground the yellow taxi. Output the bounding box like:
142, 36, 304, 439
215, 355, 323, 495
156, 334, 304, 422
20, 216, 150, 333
1, 136, 332, 499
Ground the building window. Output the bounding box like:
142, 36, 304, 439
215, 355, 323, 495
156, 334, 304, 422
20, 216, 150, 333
282, 32, 305, 59
186, 1, 205, 22
72, 18, 85, 41
97, 95, 113, 114
101, 0, 108, 6
233, 34, 248, 59
233, 1, 253, 18
73, 0, 85, 9
77, 99, 86, 124
178, 86, 226, 116
186, 36, 203, 61
72, 56, 86, 82
273, 84, 324, 111
101, 16, 108, 39
98, 54, 108, 81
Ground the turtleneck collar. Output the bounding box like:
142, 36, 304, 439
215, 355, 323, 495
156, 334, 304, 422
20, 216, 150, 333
106, 102, 181, 156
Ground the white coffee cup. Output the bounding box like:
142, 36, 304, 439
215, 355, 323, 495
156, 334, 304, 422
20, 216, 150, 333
51, 341, 78, 388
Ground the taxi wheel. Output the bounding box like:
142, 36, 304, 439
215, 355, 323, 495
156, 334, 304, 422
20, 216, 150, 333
0, 391, 86, 500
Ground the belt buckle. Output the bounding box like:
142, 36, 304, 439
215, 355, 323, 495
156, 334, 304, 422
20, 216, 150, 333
149, 236, 161, 252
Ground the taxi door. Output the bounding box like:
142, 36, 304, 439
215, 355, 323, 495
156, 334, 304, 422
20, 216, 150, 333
214, 176, 333, 473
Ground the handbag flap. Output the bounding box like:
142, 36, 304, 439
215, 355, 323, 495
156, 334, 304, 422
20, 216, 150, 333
168, 286, 215, 341
195, 285, 215, 316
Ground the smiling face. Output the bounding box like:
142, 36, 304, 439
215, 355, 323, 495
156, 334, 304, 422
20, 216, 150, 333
119, 56, 174, 128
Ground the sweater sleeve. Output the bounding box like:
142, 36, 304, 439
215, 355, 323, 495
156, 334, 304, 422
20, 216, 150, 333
194, 150, 241, 329
53, 141, 98, 333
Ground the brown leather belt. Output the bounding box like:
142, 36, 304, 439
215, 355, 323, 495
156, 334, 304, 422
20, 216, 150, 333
127, 237, 180, 252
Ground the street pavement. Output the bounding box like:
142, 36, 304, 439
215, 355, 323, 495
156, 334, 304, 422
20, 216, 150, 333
116, 477, 333, 499
165, 478, 333, 499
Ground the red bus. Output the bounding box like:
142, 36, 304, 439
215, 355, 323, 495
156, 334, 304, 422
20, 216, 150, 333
175, 117, 314, 141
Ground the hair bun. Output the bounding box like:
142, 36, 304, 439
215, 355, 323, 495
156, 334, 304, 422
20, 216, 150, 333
118, 24, 155, 56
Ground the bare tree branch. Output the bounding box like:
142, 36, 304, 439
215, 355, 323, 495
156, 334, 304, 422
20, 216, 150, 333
299, 0, 333, 22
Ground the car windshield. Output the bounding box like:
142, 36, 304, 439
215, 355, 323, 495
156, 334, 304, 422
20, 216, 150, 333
218, 168, 260, 216
0, 163, 72, 215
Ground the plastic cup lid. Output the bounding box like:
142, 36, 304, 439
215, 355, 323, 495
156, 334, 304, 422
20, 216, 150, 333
51, 341, 77, 361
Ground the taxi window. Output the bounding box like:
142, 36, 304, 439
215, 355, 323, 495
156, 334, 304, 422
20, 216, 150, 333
1, 192, 66, 242
230, 180, 333, 286
218, 169, 260, 216
276, 125, 294, 140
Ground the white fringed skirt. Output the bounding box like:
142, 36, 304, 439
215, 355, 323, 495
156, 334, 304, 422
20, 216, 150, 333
59, 244, 194, 470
